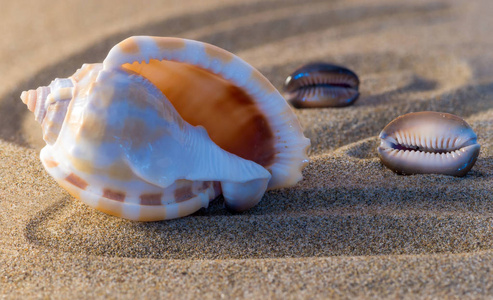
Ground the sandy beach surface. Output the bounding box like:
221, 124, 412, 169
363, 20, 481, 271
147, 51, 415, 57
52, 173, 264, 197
1, 0, 493, 298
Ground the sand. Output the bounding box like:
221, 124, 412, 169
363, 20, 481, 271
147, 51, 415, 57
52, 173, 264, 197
1, 0, 493, 298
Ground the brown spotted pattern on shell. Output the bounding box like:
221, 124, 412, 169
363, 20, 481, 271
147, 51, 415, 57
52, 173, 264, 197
20, 36, 310, 221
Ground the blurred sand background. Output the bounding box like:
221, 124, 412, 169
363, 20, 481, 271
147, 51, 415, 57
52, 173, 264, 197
1, 0, 493, 298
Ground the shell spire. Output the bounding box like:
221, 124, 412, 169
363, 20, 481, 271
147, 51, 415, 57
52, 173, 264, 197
20, 86, 51, 124
21, 78, 75, 145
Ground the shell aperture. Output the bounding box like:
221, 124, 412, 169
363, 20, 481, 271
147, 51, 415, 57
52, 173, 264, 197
20, 36, 310, 221
122, 59, 276, 168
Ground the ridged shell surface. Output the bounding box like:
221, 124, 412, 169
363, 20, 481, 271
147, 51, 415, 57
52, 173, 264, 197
20, 36, 311, 221
378, 111, 480, 176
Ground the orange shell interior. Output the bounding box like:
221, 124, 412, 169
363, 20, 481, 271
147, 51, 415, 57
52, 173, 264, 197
122, 60, 275, 167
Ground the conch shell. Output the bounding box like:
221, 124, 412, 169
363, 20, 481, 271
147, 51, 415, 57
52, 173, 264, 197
21, 36, 310, 221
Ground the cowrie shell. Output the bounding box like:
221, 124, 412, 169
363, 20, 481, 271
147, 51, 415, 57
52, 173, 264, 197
378, 111, 480, 176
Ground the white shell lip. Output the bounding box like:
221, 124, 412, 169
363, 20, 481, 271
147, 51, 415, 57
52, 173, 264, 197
103, 36, 311, 190
378, 111, 480, 177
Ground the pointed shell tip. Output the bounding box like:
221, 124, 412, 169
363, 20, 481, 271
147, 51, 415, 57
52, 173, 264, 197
20, 90, 29, 105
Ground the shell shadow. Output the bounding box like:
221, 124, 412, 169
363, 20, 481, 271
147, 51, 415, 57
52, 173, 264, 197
23, 185, 493, 260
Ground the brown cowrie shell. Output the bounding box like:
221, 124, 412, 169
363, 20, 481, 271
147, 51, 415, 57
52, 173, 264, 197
378, 111, 480, 177
283, 62, 360, 108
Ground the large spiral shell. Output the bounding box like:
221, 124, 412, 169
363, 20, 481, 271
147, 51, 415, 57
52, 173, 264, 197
21, 36, 310, 221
